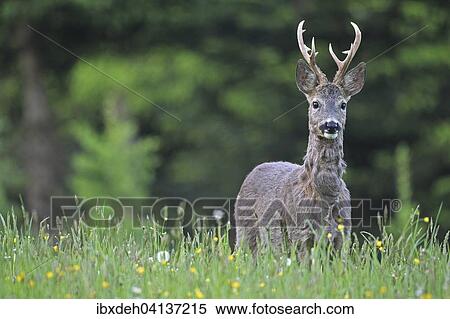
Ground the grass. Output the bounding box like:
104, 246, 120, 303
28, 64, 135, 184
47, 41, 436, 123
0, 208, 448, 298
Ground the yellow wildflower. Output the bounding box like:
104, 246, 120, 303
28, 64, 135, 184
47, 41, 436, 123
230, 280, 240, 289
379, 286, 387, 295
213, 236, 219, 242
205, 278, 211, 283
16, 272, 25, 283
46, 272, 54, 279
413, 258, 420, 265
228, 255, 235, 262
53, 245, 59, 253
162, 290, 169, 297
423, 217, 430, 223
28, 279, 36, 288
65, 293, 72, 298
195, 247, 202, 254
72, 264, 81, 272
194, 288, 205, 299
136, 266, 145, 275
364, 290, 374, 298
421, 292, 432, 299
189, 267, 197, 274
337, 224, 344, 232
101, 281, 110, 289
161, 260, 168, 266
259, 282, 266, 288
327, 233, 332, 239
376, 240, 383, 248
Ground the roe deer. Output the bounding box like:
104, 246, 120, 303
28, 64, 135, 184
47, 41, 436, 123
234, 20, 366, 260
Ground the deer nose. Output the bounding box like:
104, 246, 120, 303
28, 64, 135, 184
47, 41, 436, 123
320, 120, 341, 134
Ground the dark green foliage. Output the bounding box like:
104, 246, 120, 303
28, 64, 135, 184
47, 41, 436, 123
70, 101, 159, 197
0, 0, 448, 233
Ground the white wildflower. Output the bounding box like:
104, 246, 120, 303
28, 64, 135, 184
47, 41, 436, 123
286, 258, 292, 267
156, 251, 170, 263
131, 286, 142, 294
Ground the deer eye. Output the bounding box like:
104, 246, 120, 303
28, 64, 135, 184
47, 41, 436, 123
312, 101, 319, 109
340, 102, 347, 110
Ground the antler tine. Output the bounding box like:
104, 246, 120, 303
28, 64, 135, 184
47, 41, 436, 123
329, 22, 362, 84
297, 20, 311, 64
297, 20, 327, 83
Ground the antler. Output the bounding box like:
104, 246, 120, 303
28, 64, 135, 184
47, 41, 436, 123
329, 22, 362, 84
297, 20, 328, 84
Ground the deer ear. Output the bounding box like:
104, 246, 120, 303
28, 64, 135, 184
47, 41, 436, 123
342, 62, 366, 97
296, 59, 318, 95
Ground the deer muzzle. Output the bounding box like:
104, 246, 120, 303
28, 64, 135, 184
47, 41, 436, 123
319, 120, 341, 140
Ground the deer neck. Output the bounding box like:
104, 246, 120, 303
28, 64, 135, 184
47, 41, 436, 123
302, 133, 346, 200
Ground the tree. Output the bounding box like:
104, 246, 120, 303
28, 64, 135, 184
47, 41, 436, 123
70, 96, 159, 198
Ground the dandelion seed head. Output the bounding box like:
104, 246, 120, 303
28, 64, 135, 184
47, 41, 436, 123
131, 286, 142, 294
213, 209, 225, 221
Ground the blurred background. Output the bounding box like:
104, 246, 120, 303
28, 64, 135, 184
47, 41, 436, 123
0, 0, 448, 236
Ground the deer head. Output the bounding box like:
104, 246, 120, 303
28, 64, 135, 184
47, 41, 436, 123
296, 20, 366, 140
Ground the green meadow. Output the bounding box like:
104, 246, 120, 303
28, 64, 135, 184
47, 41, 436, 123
1, 209, 448, 299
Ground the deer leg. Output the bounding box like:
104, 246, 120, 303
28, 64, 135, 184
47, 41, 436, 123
287, 226, 313, 262
236, 225, 259, 257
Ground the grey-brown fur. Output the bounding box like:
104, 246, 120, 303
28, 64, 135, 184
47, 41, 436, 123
234, 21, 366, 260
